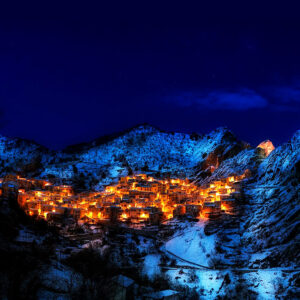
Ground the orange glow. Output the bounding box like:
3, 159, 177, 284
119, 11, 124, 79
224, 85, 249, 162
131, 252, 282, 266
257, 140, 275, 157
140, 212, 149, 219
228, 176, 235, 182
121, 213, 128, 219
19, 172, 245, 223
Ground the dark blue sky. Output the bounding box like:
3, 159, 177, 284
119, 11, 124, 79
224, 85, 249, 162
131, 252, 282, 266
0, 2, 299, 149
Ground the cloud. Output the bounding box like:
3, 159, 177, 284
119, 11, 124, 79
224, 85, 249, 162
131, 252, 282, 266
268, 86, 300, 103
165, 89, 268, 111
262, 85, 300, 112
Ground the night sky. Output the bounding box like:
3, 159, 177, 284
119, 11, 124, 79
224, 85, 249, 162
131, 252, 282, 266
0, 2, 300, 149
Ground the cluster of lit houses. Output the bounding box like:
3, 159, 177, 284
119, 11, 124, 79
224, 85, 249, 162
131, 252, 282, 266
0, 172, 247, 225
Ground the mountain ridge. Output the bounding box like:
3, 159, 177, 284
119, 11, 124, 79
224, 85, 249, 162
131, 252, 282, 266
0, 125, 250, 188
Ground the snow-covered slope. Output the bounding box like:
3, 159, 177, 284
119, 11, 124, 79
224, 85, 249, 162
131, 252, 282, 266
0, 135, 51, 175
241, 130, 300, 268
41, 125, 246, 188
257, 130, 300, 185
160, 130, 299, 298
169, 129, 299, 272
78, 125, 244, 172
0, 125, 247, 188
194, 130, 300, 269
195, 147, 264, 185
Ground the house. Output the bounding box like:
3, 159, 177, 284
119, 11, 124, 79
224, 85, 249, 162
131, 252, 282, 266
231, 191, 242, 200
173, 205, 186, 217
136, 183, 152, 192
17, 171, 246, 225
202, 201, 221, 218
185, 204, 201, 218
221, 198, 236, 211
149, 211, 163, 225
107, 206, 121, 222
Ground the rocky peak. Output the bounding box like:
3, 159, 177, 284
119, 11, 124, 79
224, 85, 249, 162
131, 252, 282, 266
257, 140, 275, 157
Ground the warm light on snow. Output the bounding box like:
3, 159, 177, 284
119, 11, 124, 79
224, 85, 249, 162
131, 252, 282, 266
257, 140, 275, 157
18, 172, 247, 224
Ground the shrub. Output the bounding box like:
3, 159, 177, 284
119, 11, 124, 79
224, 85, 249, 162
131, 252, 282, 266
208, 255, 224, 269
187, 269, 198, 283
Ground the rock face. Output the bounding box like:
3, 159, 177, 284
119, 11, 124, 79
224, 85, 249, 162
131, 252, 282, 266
200, 130, 300, 269
257, 140, 275, 157
193, 128, 248, 182
241, 130, 300, 267
258, 132, 299, 185
194, 147, 263, 185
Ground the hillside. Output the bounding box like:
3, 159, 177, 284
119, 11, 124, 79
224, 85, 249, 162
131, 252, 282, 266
191, 129, 300, 269
0, 126, 299, 298
160, 130, 299, 297
0, 125, 246, 189
0, 134, 52, 176
241, 130, 300, 268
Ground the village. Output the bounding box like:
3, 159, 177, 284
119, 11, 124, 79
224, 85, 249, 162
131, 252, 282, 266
0, 172, 248, 227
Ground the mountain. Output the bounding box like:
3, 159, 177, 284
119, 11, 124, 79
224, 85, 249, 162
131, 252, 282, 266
162, 130, 299, 298
241, 130, 300, 268
0, 125, 299, 298
39, 125, 248, 189
0, 126, 298, 263
192, 129, 300, 268
0, 134, 51, 176
0, 125, 247, 189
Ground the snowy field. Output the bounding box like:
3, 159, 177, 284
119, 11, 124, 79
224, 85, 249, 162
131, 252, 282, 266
166, 268, 296, 299
164, 220, 215, 267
